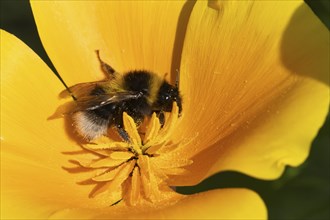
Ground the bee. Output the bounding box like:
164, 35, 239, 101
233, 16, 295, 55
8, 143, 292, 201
58, 51, 182, 141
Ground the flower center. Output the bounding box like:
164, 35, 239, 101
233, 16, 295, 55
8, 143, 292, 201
70, 103, 192, 206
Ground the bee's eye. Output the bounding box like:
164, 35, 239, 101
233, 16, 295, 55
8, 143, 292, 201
165, 96, 170, 100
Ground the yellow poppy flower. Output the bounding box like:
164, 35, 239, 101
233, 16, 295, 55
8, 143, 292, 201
1, 0, 329, 219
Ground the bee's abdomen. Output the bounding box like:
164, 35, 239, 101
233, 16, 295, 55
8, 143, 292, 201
91, 104, 116, 120
72, 111, 109, 140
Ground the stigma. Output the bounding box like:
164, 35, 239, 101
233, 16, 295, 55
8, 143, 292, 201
72, 103, 192, 206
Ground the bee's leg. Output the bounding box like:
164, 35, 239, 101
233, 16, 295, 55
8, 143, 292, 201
95, 50, 116, 78
116, 125, 130, 142
157, 111, 165, 127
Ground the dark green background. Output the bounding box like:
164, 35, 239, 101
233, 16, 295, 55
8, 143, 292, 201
1, 1, 329, 219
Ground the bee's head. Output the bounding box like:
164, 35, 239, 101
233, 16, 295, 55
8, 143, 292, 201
154, 81, 182, 114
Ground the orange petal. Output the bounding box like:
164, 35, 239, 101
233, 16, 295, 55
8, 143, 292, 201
142, 188, 267, 219
0, 30, 103, 218
48, 188, 266, 219
172, 1, 329, 184
31, 1, 186, 86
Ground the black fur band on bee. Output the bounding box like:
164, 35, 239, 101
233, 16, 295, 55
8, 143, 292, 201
60, 50, 182, 141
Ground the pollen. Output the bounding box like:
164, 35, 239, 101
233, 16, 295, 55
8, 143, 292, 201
71, 103, 192, 206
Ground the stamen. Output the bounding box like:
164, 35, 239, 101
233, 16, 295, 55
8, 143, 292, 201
68, 103, 193, 206
129, 167, 142, 205
89, 157, 131, 168
143, 113, 161, 145
142, 102, 179, 150
92, 163, 125, 182
92, 160, 136, 198
123, 112, 142, 155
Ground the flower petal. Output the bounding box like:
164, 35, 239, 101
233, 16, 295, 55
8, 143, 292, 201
0, 30, 107, 218
172, 1, 329, 184
143, 188, 267, 219
31, 1, 186, 86
48, 188, 266, 219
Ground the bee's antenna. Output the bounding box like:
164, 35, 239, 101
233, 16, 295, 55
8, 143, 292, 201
57, 74, 77, 100
66, 86, 77, 101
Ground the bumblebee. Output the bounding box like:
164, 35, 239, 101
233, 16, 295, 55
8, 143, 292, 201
59, 51, 182, 141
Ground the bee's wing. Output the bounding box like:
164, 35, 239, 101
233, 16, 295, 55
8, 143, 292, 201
73, 91, 142, 112
49, 91, 142, 119
59, 81, 108, 99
